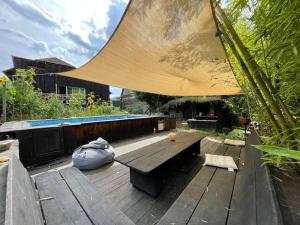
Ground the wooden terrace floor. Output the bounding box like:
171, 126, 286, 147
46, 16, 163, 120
82, 137, 222, 225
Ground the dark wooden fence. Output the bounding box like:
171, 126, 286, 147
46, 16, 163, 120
14, 116, 176, 167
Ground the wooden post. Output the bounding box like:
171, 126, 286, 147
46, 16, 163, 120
2, 83, 6, 123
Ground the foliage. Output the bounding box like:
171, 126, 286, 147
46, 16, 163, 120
224, 96, 249, 117
0, 76, 9, 85
69, 92, 84, 108
224, 129, 244, 140
220, 0, 300, 131
111, 98, 121, 108
41, 94, 66, 119
134, 92, 174, 112
1, 69, 123, 121
87, 92, 96, 110
128, 105, 144, 114
5, 68, 45, 120
162, 96, 221, 111
210, 129, 244, 140
215, 0, 300, 168
254, 144, 300, 167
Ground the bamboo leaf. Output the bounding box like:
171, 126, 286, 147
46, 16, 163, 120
253, 145, 300, 160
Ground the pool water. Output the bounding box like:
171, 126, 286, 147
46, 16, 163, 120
27, 115, 144, 127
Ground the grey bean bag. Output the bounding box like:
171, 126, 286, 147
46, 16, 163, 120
72, 137, 115, 170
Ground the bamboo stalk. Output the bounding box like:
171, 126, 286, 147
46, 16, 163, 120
214, 3, 289, 132
219, 25, 282, 135
255, 64, 299, 133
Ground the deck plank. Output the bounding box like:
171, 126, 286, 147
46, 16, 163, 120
60, 167, 135, 225
86, 138, 222, 225
35, 171, 93, 225
88, 165, 129, 184
226, 147, 257, 225
85, 163, 128, 182
108, 183, 145, 210
98, 171, 130, 195
136, 155, 203, 225
157, 144, 228, 225
187, 145, 241, 225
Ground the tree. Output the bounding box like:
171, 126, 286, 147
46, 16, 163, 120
134, 92, 174, 112
1, 69, 123, 121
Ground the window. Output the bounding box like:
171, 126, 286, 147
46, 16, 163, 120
66, 86, 86, 103
66, 86, 85, 96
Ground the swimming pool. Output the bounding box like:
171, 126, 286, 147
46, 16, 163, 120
0, 115, 176, 167
27, 115, 143, 127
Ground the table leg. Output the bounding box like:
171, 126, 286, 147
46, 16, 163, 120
130, 169, 162, 197
189, 140, 200, 155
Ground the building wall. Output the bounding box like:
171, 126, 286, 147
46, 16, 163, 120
35, 74, 109, 101
4, 56, 110, 101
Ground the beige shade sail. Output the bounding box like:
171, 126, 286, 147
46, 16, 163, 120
61, 0, 242, 96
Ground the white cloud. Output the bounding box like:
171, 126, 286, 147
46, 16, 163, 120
0, 0, 128, 97
3, 0, 61, 28
0, 0, 128, 70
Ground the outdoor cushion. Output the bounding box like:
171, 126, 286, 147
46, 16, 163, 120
72, 137, 115, 170
224, 139, 245, 146
204, 154, 238, 170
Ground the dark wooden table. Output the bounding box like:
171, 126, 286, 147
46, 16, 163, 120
115, 132, 204, 196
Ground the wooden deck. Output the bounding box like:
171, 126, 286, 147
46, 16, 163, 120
2, 132, 287, 225
82, 137, 222, 225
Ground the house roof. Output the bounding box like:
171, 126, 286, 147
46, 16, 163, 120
2, 56, 75, 75
37, 57, 75, 68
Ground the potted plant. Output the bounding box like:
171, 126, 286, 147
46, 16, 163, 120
239, 111, 251, 126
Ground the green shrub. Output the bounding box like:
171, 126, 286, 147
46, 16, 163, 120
1, 69, 125, 121
128, 105, 144, 114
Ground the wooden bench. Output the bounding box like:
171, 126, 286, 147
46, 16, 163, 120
115, 132, 204, 197
1, 153, 134, 225
157, 131, 283, 225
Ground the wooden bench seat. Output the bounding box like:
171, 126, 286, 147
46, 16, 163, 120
5, 153, 44, 225
0, 164, 8, 225
35, 167, 135, 225
158, 132, 284, 225
2, 153, 134, 225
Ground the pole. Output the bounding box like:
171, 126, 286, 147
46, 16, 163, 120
2, 83, 7, 123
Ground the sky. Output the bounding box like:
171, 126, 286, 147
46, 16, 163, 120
0, 0, 128, 98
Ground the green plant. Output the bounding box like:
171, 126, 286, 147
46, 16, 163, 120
214, 0, 300, 140
129, 105, 144, 114
226, 129, 244, 140
0, 69, 125, 121
211, 129, 244, 140
5, 68, 45, 120
224, 96, 249, 117
134, 92, 174, 112
162, 96, 221, 111
87, 92, 96, 110
254, 144, 300, 167
43, 94, 66, 119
